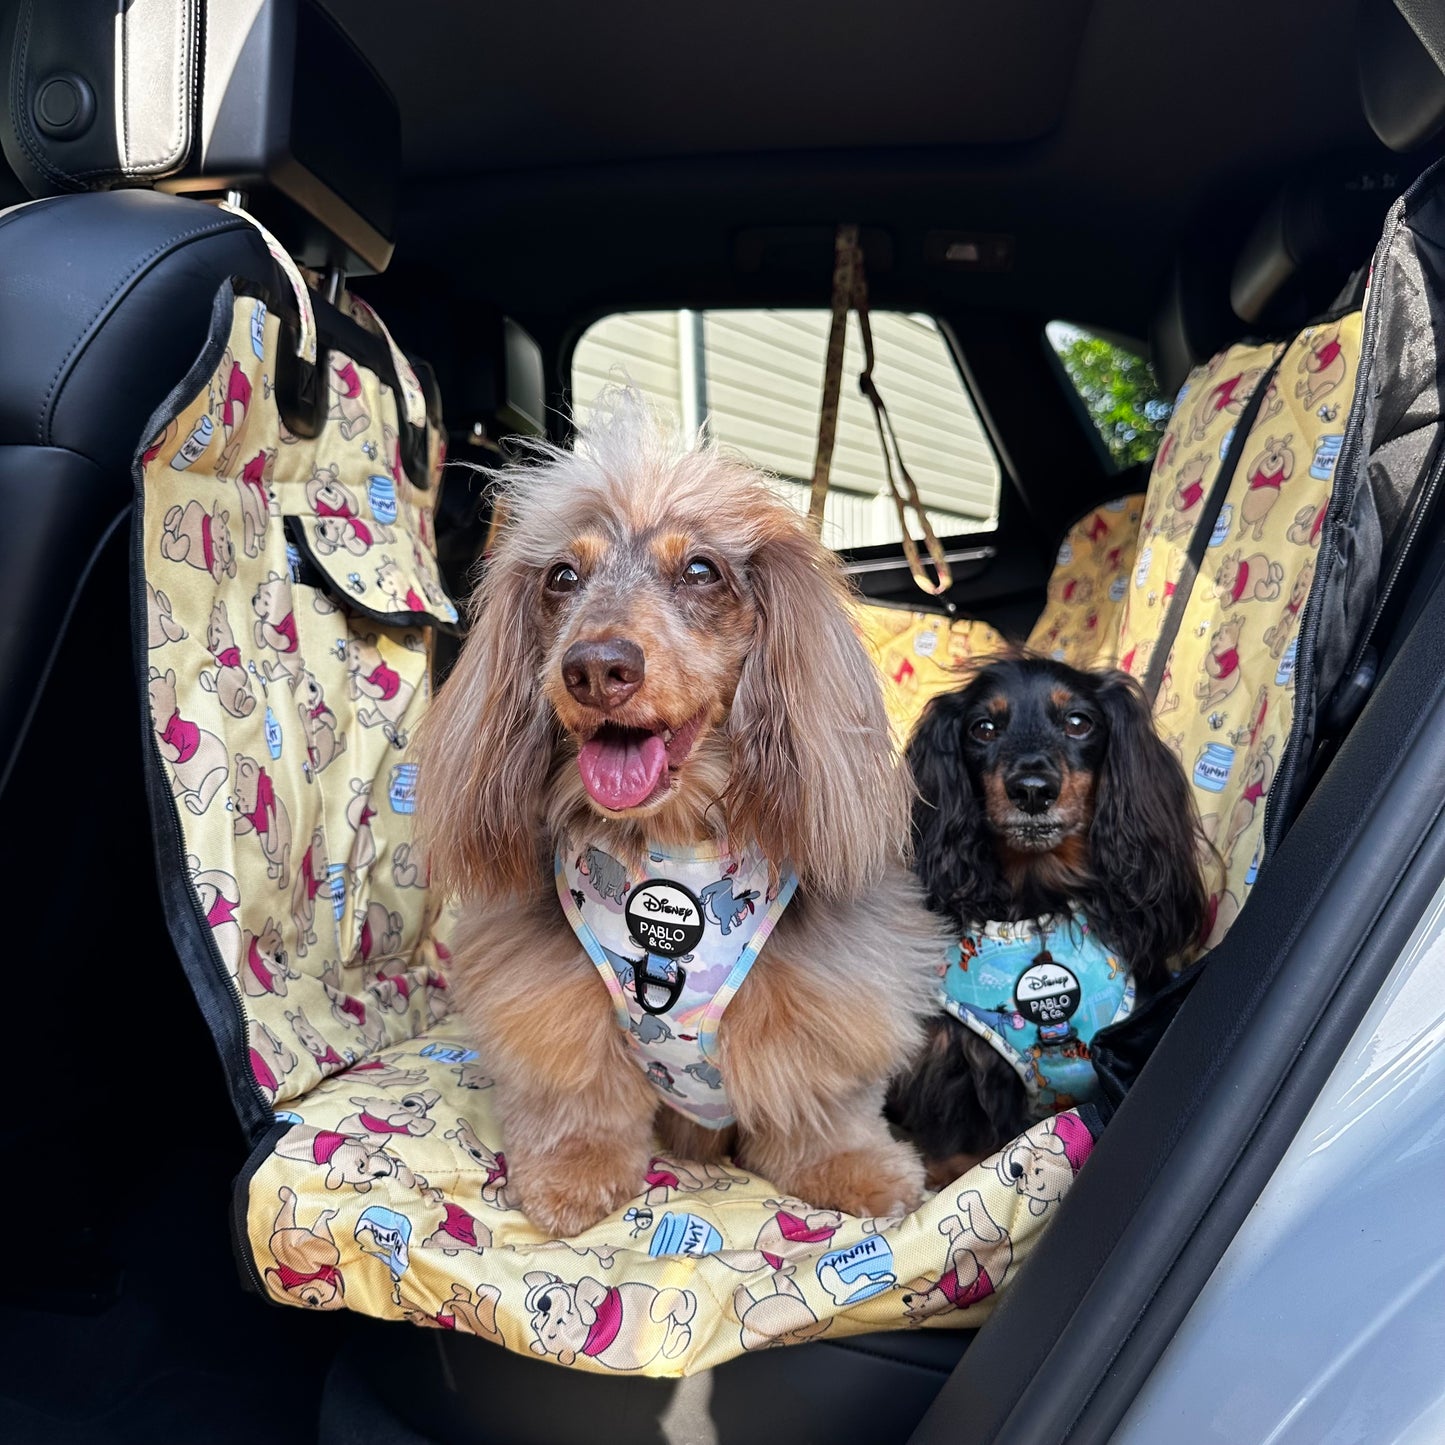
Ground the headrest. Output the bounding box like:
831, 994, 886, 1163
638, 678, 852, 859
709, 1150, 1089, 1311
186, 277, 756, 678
1358, 0, 1445, 151
0, 0, 398, 272
1149, 254, 1242, 399
1230, 160, 1405, 329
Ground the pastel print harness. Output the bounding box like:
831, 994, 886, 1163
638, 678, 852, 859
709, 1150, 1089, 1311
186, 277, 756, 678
939, 912, 1135, 1113
556, 841, 798, 1129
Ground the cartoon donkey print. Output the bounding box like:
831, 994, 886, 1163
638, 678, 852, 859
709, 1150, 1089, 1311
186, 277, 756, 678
700, 870, 760, 936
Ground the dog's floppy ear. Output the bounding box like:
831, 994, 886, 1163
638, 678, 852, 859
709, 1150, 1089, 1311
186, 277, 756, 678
724, 514, 909, 901
1089, 670, 1210, 981
413, 532, 553, 901
905, 686, 1000, 923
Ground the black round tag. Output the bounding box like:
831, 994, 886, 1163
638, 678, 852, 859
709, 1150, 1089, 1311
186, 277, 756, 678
1014, 952, 1081, 1027
625, 879, 705, 958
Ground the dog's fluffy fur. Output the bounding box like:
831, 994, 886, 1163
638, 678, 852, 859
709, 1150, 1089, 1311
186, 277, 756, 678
415, 394, 944, 1237
887, 655, 1209, 1184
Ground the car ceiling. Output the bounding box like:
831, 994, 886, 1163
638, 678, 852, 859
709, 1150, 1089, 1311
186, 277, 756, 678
329, 0, 1387, 344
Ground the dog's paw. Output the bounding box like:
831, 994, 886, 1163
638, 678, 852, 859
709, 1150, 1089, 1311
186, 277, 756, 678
512, 1138, 647, 1239
781, 1138, 926, 1221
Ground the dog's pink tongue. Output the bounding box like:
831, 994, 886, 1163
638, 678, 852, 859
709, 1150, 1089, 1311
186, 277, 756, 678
578, 731, 667, 810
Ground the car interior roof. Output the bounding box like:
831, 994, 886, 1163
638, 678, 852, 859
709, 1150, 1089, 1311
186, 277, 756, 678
331, 0, 1386, 340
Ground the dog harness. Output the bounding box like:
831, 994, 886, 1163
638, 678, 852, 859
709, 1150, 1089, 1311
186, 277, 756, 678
556, 840, 798, 1129
939, 911, 1134, 1113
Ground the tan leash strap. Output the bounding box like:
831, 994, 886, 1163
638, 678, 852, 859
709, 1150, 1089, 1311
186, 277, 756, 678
809, 225, 952, 594
808, 224, 859, 528
851, 253, 953, 595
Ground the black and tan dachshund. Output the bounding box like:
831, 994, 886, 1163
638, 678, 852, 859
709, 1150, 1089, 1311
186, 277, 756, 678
887, 655, 1209, 1183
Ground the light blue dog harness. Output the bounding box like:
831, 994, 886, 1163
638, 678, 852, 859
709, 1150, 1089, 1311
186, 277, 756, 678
557, 840, 798, 1129
939, 911, 1134, 1112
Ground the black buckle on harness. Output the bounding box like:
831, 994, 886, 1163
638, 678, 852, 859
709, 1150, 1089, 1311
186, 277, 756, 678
632, 959, 686, 1016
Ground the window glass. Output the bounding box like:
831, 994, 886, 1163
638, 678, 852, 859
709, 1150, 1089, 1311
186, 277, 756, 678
572, 309, 1001, 550
1045, 321, 1173, 470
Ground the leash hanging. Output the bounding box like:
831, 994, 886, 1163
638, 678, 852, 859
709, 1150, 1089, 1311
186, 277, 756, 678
808, 224, 953, 595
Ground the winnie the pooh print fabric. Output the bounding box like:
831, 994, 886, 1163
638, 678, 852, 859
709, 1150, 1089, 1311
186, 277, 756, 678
137, 269, 1100, 1376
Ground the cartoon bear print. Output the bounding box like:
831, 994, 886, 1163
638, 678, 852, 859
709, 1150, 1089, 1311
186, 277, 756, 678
343, 635, 414, 747
198, 600, 257, 718
291, 827, 329, 957
307, 463, 384, 557
1214, 551, 1284, 605
188, 855, 241, 974
149, 668, 229, 816
264, 1186, 346, 1310
274, 1126, 423, 1195
901, 1190, 1013, 1323
347, 780, 379, 873
239, 916, 297, 998
293, 667, 346, 773
234, 447, 276, 558
320, 960, 388, 1052
524, 1272, 695, 1370
391, 841, 427, 890
161, 499, 236, 582
1209, 888, 1242, 945
232, 752, 293, 888
733, 1271, 830, 1351
285, 1006, 346, 1071
1296, 325, 1346, 409
422, 1201, 493, 1256
251, 571, 299, 661
337, 1090, 442, 1141
1263, 557, 1315, 659
452, 1063, 494, 1091
994, 1113, 1093, 1217
643, 1154, 748, 1206
327, 353, 372, 440
717, 1202, 843, 1274
400, 1283, 504, 1343
1239, 435, 1295, 541
375, 556, 428, 613
346, 1056, 429, 1089
1162, 456, 1210, 540
444, 1117, 516, 1209
1287, 501, 1327, 549
1222, 736, 1276, 868
146, 581, 186, 648
1185, 365, 1263, 443
216, 348, 253, 477
1194, 615, 1244, 708
1052, 574, 1093, 609
249, 1018, 297, 1105
357, 901, 406, 984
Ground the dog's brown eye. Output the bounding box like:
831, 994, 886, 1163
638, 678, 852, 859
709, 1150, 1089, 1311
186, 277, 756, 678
968, 718, 998, 742
545, 563, 580, 594
680, 556, 720, 587
1063, 711, 1094, 738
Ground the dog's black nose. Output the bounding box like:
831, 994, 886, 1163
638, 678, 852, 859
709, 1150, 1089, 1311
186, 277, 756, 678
561, 637, 645, 709
1005, 756, 1059, 814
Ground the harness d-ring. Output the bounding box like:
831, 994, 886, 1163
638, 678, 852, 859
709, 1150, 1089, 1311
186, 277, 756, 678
632, 958, 687, 1016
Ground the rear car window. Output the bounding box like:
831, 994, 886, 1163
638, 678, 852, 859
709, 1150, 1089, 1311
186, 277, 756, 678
1045, 321, 1173, 470
571, 309, 1001, 551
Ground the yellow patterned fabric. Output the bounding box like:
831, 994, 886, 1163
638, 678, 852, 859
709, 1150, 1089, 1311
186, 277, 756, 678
246, 1031, 1097, 1373
853, 603, 1008, 743
139, 280, 1096, 1375
1026, 496, 1144, 668
1116, 316, 1363, 940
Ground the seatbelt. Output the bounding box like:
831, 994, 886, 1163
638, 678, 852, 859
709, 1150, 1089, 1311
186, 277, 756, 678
808, 224, 953, 595
1141, 349, 1287, 703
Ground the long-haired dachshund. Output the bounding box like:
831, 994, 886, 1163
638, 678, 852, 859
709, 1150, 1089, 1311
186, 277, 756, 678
415, 394, 944, 1237
887, 654, 1208, 1184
